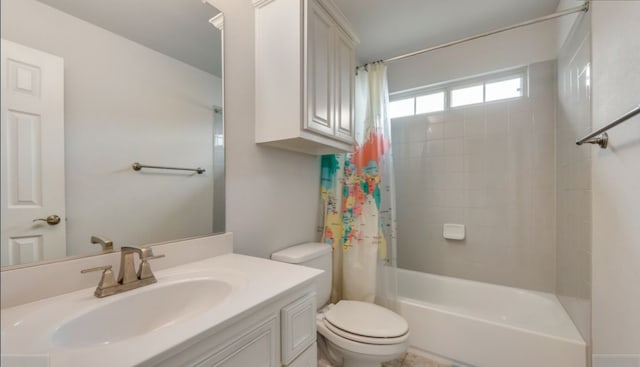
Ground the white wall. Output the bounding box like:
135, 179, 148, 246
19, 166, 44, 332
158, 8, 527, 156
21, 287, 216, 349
1, 0, 222, 255
207, 0, 321, 259
555, 9, 592, 347
556, 0, 585, 52
388, 19, 557, 93
590, 1, 640, 364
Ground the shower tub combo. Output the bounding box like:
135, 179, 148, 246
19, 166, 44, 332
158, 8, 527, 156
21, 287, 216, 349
396, 269, 586, 367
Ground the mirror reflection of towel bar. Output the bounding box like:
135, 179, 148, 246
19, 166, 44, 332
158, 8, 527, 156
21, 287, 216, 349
131, 162, 205, 174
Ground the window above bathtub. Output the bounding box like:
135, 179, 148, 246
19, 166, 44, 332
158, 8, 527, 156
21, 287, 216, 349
389, 67, 527, 119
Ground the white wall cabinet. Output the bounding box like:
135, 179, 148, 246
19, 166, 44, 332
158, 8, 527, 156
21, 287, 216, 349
254, 0, 359, 155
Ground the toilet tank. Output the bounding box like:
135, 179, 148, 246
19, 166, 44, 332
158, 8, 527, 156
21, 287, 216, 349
271, 243, 332, 309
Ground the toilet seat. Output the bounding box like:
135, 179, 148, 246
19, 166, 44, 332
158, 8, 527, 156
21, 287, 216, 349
316, 317, 409, 358
324, 301, 409, 337
323, 319, 409, 345
319, 300, 409, 346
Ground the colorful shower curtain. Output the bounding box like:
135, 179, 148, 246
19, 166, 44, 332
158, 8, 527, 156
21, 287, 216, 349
320, 62, 398, 308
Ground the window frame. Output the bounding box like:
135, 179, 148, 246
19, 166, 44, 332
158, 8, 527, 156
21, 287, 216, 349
449, 82, 484, 108
389, 66, 528, 118
483, 73, 525, 103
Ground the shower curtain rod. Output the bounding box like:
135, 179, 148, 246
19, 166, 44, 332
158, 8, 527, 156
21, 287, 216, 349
359, 2, 589, 69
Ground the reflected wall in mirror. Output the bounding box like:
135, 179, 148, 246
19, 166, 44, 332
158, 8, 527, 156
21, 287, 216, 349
0, 0, 224, 268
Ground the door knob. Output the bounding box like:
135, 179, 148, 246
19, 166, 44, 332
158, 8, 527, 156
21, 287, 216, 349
33, 215, 61, 225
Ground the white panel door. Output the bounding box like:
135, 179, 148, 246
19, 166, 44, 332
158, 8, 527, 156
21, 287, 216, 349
305, 0, 334, 137
1, 39, 66, 266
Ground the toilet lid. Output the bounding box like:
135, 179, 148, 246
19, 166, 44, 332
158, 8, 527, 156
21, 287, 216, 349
322, 319, 409, 345
324, 300, 409, 338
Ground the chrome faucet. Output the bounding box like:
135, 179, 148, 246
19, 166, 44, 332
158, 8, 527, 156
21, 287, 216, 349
81, 246, 165, 298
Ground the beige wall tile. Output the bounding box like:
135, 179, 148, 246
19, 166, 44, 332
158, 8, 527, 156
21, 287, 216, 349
394, 60, 557, 292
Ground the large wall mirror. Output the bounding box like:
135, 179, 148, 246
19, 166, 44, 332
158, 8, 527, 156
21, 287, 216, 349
0, 0, 224, 268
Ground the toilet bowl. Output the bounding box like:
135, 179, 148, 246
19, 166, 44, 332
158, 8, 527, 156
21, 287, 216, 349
317, 301, 409, 367
271, 243, 410, 367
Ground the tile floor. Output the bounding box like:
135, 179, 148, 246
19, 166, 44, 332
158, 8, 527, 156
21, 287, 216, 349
382, 352, 453, 367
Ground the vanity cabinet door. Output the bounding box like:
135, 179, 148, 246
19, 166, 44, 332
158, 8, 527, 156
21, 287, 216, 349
288, 344, 317, 367
281, 292, 317, 365
195, 316, 279, 367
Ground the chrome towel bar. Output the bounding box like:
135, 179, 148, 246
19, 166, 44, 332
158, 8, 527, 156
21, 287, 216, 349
576, 104, 640, 149
131, 162, 205, 174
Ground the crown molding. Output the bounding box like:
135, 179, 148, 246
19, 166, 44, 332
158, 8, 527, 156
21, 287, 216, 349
209, 13, 224, 30
317, 0, 359, 44
252, 0, 276, 9
252, 0, 359, 44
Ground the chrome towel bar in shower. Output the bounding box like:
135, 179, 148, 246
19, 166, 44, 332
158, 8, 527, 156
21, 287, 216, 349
576, 104, 640, 149
131, 162, 205, 174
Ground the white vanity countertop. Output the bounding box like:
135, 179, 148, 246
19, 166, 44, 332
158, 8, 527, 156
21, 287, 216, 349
1, 253, 322, 367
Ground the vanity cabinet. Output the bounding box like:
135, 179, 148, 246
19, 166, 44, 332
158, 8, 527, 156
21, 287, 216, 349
254, 0, 359, 155
152, 291, 317, 367
194, 316, 279, 367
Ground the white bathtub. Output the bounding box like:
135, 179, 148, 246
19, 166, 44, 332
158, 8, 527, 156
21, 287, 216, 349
396, 269, 586, 367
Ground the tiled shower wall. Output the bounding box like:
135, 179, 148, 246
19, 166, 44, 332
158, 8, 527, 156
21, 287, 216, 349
555, 13, 592, 346
392, 60, 556, 292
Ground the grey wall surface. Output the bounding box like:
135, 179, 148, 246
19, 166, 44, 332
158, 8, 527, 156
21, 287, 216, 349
208, 0, 321, 259
387, 20, 556, 94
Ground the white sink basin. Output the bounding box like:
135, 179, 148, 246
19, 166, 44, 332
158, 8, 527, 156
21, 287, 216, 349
51, 278, 233, 348
1, 254, 322, 367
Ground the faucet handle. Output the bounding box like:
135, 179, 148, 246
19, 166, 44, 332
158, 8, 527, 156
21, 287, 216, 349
136, 250, 165, 280
138, 247, 164, 259
81, 265, 118, 296
80, 265, 113, 274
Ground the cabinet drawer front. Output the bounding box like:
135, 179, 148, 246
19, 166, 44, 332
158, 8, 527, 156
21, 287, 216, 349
196, 316, 279, 367
281, 292, 317, 364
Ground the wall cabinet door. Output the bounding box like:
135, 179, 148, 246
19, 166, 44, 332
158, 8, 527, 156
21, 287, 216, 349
333, 27, 355, 143
306, 0, 334, 137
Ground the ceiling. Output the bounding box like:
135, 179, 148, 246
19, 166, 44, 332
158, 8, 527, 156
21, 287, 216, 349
37, 0, 222, 77
35, 0, 563, 77
333, 0, 561, 64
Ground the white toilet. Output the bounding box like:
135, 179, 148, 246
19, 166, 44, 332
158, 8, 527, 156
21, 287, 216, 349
272, 243, 409, 367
